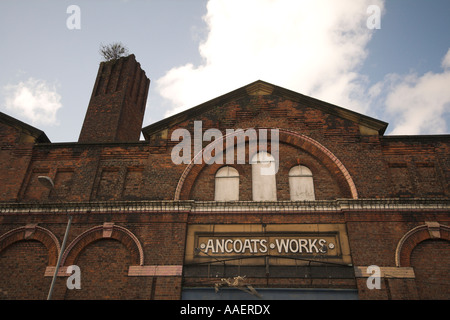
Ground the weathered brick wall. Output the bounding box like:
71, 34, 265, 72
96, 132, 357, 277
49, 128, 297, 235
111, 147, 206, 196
346, 211, 449, 300
0, 205, 448, 300
0, 77, 449, 300
0, 240, 50, 299
0, 211, 187, 300
410, 239, 450, 299
189, 142, 346, 201
381, 136, 449, 198
0, 123, 35, 202
78, 55, 150, 143
4, 92, 448, 204
18, 142, 184, 202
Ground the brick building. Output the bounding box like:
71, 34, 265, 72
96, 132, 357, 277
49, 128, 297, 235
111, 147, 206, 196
0, 55, 448, 300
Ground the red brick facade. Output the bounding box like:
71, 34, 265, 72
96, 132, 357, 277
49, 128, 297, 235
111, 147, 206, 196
0, 55, 448, 300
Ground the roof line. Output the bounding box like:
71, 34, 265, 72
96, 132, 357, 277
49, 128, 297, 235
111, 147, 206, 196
0, 111, 50, 143
141, 80, 388, 139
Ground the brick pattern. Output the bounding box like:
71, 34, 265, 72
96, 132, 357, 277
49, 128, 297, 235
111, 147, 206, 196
0, 239, 50, 299
410, 239, 450, 299
63, 238, 134, 300
5, 97, 448, 204
78, 55, 150, 143
61, 223, 144, 266
0, 212, 187, 300
0, 224, 60, 265
395, 222, 450, 267
176, 128, 358, 201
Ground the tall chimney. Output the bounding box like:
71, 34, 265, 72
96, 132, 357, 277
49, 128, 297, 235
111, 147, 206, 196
78, 54, 150, 143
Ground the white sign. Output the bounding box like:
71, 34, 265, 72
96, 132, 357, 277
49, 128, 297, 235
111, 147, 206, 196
198, 237, 335, 255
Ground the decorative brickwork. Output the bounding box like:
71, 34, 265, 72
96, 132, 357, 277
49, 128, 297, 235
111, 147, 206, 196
61, 223, 144, 267
175, 128, 358, 200
78, 55, 150, 143
0, 224, 60, 266
395, 222, 450, 267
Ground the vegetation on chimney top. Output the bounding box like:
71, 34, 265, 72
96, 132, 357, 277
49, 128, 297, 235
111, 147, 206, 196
99, 42, 130, 61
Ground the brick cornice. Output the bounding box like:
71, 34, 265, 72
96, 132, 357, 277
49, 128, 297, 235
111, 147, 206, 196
0, 199, 448, 215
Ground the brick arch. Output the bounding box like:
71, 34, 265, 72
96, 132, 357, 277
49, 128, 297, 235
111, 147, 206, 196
61, 223, 144, 267
278, 156, 320, 178
214, 164, 244, 177
174, 128, 358, 200
0, 224, 60, 266
395, 222, 450, 267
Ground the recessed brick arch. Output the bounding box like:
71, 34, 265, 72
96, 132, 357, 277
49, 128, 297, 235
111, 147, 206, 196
60, 223, 144, 267
395, 222, 450, 267
0, 224, 60, 266
174, 128, 358, 200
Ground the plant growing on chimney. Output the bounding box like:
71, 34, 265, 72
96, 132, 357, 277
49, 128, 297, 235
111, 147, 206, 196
99, 42, 129, 61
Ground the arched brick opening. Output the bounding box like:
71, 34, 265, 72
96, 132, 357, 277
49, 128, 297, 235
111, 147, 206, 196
389, 222, 450, 300
64, 238, 139, 300
410, 238, 450, 299
395, 222, 450, 267
174, 128, 358, 200
0, 240, 49, 299
60, 223, 144, 267
0, 224, 60, 266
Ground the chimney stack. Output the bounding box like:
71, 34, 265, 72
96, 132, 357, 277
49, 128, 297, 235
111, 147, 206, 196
78, 54, 150, 143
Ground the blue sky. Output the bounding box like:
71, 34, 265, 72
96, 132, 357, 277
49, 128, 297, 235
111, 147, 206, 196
0, 0, 449, 142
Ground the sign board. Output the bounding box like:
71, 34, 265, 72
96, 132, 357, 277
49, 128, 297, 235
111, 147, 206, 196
185, 224, 352, 266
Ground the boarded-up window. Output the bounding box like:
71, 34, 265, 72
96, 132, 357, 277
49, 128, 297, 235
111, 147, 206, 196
415, 163, 443, 196
96, 168, 120, 200
289, 165, 315, 201
215, 166, 239, 201
251, 152, 277, 201
122, 167, 144, 199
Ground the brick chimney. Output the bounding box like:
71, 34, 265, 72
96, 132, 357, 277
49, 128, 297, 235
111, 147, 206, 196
78, 54, 150, 143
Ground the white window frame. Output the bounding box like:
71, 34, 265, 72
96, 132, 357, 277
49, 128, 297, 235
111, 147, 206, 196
289, 165, 315, 201
251, 152, 277, 201
214, 166, 239, 201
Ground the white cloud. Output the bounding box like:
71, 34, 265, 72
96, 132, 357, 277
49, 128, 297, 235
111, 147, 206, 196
156, 0, 384, 117
381, 48, 450, 135
3, 77, 62, 126
156, 0, 449, 136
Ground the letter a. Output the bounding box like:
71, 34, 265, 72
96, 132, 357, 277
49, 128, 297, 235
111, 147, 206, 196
66, 5, 81, 30
171, 128, 191, 164
366, 265, 381, 290
66, 265, 81, 290
366, 5, 381, 30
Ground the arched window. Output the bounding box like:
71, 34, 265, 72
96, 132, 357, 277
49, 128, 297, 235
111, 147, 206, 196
251, 152, 277, 201
289, 165, 315, 201
214, 166, 239, 201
